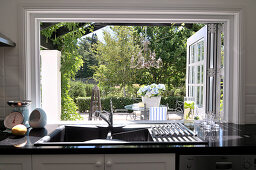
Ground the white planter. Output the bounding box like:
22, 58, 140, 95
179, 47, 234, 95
142, 96, 161, 108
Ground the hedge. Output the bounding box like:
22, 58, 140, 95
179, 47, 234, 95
76, 96, 184, 113
69, 81, 87, 102
76, 97, 91, 113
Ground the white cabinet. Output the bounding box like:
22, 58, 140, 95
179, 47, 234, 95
32, 154, 175, 170
32, 154, 104, 170
0, 155, 32, 170
105, 154, 175, 170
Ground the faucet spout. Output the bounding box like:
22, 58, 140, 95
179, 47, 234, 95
94, 110, 113, 128
94, 98, 114, 129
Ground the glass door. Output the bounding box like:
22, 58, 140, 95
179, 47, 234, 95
186, 24, 223, 119
186, 25, 207, 118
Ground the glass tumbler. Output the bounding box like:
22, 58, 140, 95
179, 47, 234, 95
183, 97, 195, 124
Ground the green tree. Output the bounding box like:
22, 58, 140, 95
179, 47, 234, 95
76, 33, 99, 79
41, 22, 94, 120
93, 26, 141, 96
133, 24, 204, 88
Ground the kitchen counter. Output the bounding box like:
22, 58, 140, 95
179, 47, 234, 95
1, 120, 256, 155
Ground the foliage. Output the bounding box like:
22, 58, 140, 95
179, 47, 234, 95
133, 24, 204, 87
76, 34, 99, 79
76, 97, 91, 113
93, 26, 141, 96
41, 22, 94, 120
101, 97, 135, 112
76, 96, 183, 113
137, 84, 165, 97
92, 24, 204, 98
83, 83, 94, 97
99, 84, 140, 98
184, 101, 195, 120
184, 101, 195, 110
174, 87, 185, 96
69, 81, 87, 102
161, 96, 183, 108
41, 23, 203, 120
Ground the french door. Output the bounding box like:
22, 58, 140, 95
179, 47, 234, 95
186, 24, 223, 118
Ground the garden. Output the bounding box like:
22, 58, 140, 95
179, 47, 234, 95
41, 23, 204, 120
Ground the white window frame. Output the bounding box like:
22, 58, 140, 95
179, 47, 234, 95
18, 5, 244, 124
186, 28, 207, 110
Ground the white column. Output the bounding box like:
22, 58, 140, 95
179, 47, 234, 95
40, 50, 61, 123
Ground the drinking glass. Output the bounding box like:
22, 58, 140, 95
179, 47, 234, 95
204, 111, 219, 131
183, 97, 195, 124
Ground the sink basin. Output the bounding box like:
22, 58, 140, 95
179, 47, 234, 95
111, 128, 152, 142
50, 126, 109, 142
34, 123, 208, 146
34, 125, 153, 146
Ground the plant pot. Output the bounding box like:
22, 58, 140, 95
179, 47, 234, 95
142, 96, 161, 108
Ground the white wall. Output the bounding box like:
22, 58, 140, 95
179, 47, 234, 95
0, 0, 256, 123
41, 50, 61, 123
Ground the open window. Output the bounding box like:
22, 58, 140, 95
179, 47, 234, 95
21, 8, 242, 124
39, 22, 224, 123
186, 24, 224, 120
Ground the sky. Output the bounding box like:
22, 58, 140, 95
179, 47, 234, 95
82, 26, 113, 43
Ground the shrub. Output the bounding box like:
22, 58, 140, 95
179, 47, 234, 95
61, 95, 82, 120
84, 84, 94, 97
75, 96, 183, 113
76, 97, 91, 113
69, 81, 87, 102
174, 87, 185, 96
161, 96, 183, 108
101, 97, 136, 111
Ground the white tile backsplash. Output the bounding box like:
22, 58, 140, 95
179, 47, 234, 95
5, 66, 19, 86
0, 107, 5, 120
4, 107, 12, 117
245, 95, 256, 105
0, 77, 4, 86
245, 85, 256, 123
0, 48, 3, 58
0, 86, 5, 97
4, 56, 19, 66
5, 86, 19, 97
0, 49, 4, 78
0, 97, 5, 107
5, 96, 20, 102
3, 47, 18, 56
0, 48, 20, 119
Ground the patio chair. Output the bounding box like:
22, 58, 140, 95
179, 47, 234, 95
166, 100, 184, 114
166, 100, 184, 120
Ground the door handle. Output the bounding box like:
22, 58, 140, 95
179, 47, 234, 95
216, 162, 232, 169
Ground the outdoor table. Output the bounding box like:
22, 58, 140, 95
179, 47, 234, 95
125, 103, 166, 120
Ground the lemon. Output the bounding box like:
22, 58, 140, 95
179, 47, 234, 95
12, 124, 27, 136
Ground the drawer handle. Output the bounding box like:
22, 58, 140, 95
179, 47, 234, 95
106, 161, 112, 167
95, 161, 102, 167
216, 162, 232, 169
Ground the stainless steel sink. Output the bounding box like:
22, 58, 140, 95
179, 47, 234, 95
34, 125, 153, 146
34, 123, 208, 146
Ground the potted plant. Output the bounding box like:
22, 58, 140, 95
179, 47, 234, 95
137, 84, 165, 108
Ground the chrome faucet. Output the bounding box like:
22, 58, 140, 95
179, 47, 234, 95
94, 99, 114, 128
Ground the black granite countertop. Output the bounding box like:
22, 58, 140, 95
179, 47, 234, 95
1, 120, 256, 155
